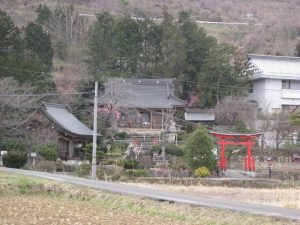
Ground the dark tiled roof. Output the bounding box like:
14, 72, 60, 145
104, 78, 186, 109
41, 102, 96, 138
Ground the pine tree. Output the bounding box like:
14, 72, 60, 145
185, 127, 216, 171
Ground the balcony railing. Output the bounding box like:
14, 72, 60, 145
281, 89, 300, 99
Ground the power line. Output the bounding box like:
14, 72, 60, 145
0, 92, 90, 97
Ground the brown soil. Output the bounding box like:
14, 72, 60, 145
0, 195, 186, 225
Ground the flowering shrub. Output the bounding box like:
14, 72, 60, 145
194, 167, 211, 178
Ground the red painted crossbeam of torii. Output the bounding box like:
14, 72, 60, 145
210, 131, 263, 172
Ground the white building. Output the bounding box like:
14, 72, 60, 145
241, 54, 300, 114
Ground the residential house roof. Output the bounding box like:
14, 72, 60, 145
41, 102, 96, 138
242, 54, 300, 80
103, 78, 186, 109
184, 109, 215, 122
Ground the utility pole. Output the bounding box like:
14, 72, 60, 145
91, 81, 98, 179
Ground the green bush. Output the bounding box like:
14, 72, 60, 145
114, 132, 128, 139
76, 163, 91, 177
166, 144, 184, 156
2, 151, 27, 168
123, 159, 139, 169
0, 139, 26, 151
194, 167, 211, 178
151, 144, 161, 154
35, 160, 56, 172
83, 143, 105, 163
39, 145, 58, 161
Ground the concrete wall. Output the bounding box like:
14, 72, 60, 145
248, 78, 300, 113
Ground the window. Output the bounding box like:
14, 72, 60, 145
141, 112, 150, 125
282, 80, 291, 89
248, 83, 253, 93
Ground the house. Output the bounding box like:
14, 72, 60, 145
41, 102, 98, 160
184, 109, 215, 124
101, 78, 186, 133
241, 54, 300, 114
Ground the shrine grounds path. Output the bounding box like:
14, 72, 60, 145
1, 167, 299, 221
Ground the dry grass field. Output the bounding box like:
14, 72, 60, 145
0, 172, 299, 225
131, 182, 300, 210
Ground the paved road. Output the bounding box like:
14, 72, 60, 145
1, 167, 299, 221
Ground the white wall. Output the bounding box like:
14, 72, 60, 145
248, 78, 300, 113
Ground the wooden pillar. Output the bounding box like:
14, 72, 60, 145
150, 111, 153, 129
68, 140, 74, 159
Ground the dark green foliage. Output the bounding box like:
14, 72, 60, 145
151, 144, 161, 154
0, 10, 23, 80
114, 132, 128, 139
39, 145, 58, 161
234, 120, 250, 133
0, 10, 55, 91
2, 151, 27, 168
289, 111, 300, 125
123, 159, 139, 169
24, 22, 53, 70
83, 143, 105, 164
87, 12, 116, 75
185, 127, 216, 171
112, 17, 142, 73
86, 10, 240, 105
197, 45, 241, 107
35, 4, 51, 25
166, 144, 184, 156
0, 10, 23, 52
0, 139, 26, 151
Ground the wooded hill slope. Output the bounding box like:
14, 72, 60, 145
1, 0, 300, 56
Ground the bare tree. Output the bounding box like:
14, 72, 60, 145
215, 96, 256, 129
24, 126, 58, 150
0, 78, 39, 138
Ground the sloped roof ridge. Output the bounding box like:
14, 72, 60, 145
42, 102, 69, 110
247, 54, 300, 61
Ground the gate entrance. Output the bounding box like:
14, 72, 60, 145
210, 131, 262, 172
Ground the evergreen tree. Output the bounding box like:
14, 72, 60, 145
24, 22, 53, 71
185, 127, 216, 171
35, 4, 51, 25
87, 12, 116, 75
138, 17, 162, 74
197, 45, 240, 107
177, 11, 217, 99
159, 8, 187, 78
112, 16, 142, 73
0, 10, 24, 79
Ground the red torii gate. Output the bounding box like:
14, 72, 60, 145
210, 131, 263, 172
